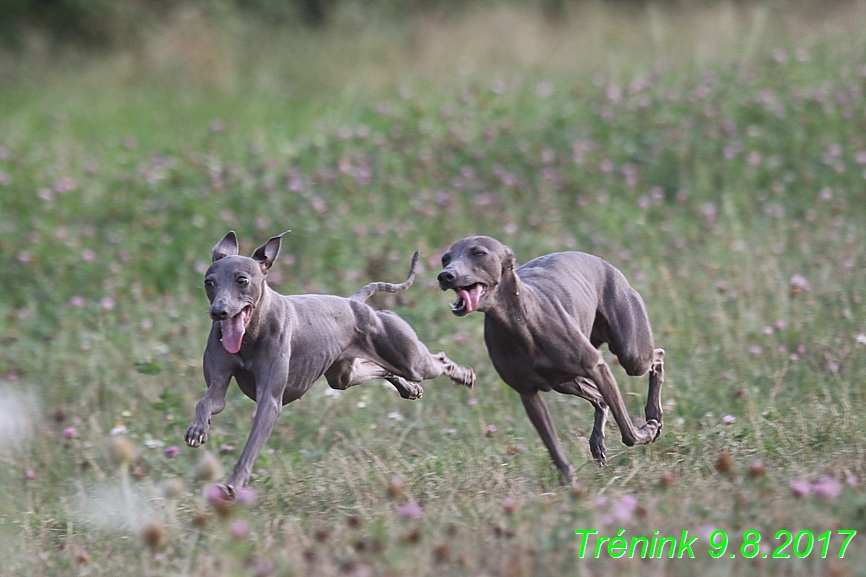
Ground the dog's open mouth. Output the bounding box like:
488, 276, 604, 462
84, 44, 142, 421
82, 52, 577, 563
451, 284, 486, 316
220, 306, 253, 354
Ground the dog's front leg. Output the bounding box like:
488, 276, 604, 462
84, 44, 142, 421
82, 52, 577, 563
186, 358, 233, 447
520, 391, 575, 484
223, 355, 290, 494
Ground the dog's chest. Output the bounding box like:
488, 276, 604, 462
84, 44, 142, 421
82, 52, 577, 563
485, 331, 580, 391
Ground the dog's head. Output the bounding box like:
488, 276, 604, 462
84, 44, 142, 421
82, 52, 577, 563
437, 236, 515, 316
204, 231, 288, 353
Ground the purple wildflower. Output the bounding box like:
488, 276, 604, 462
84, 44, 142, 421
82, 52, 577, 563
229, 520, 250, 539
790, 479, 811, 498
235, 486, 257, 505
602, 494, 639, 526
397, 501, 423, 520
812, 476, 842, 500
790, 274, 811, 292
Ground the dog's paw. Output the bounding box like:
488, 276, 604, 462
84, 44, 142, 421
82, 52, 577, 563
590, 439, 607, 467
221, 483, 236, 500
642, 419, 663, 442
388, 376, 423, 400
185, 422, 209, 447
400, 382, 423, 400
452, 365, 476, 388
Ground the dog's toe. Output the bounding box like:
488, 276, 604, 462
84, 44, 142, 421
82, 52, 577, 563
185, 424, 208, 447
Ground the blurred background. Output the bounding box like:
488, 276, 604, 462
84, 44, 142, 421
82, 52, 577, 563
5, 0, 866, 103
5, 0, 866, 169
3, 1, 866, 575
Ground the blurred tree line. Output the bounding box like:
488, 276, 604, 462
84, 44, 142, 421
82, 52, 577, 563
0, 0, 576, 46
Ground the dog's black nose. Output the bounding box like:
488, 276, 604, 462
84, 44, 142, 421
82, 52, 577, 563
437, 270, 456, 286
210, 307, 229, 321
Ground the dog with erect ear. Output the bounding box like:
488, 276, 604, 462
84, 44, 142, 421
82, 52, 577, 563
438, 235, 664, 484
185, 231, 475, 495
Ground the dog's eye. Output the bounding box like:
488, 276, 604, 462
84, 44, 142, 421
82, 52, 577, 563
204, 279, 215, 289
472, 251, 487, 257
441, 254, 451, 267
236, 277, 249, 287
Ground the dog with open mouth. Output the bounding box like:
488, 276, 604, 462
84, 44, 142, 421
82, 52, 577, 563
185, 231, 475, 494
437, 235, 665, 483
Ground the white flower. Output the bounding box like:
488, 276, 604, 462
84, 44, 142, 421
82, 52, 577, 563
387, 412, 405, 421
110, 424, 128, 435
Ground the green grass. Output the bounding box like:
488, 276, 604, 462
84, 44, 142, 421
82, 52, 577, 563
2, 2, 866, 575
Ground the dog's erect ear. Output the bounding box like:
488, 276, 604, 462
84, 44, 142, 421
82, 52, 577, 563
212, 231, 239, 262
251, 231, 290, 274
501, 245, 516, 272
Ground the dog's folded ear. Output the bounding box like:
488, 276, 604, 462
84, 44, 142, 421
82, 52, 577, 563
251, 231, 290, 274
212, 231, 239, 262
501, 245, 516, 272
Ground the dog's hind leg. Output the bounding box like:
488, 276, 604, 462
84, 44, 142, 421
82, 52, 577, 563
644, 348, 665, 432
385, 376, 423, 400
585, 353, 659, 447
325, 358, 388, 389
588, 402, 608, 466
367, 310, 475, 388
430, 351, 475, 388
597, 286, 664, 442
325, 358, 423, 400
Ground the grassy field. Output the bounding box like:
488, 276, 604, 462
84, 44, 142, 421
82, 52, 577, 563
2, 2, 866, 575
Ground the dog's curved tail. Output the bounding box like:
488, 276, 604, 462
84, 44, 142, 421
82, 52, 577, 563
350, 251, 419, 303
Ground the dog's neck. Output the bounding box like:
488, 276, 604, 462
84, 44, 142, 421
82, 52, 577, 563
240, 280, 276, 344
483, 268, 531, 333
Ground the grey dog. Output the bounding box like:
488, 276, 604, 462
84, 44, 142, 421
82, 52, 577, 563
437, 236, 664, 483
186, 231, 475, 494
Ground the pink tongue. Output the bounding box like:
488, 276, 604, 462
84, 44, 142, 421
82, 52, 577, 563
457, 285, 483, 313
220, 310, 248, 354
